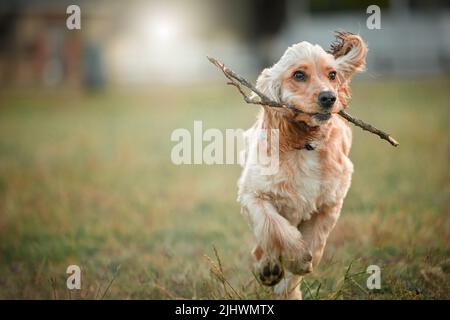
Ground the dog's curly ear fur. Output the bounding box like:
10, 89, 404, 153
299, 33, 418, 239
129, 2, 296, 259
330, 32, 368, 81
255, 68, 281, 102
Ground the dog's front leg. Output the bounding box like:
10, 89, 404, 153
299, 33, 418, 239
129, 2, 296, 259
299, 202, 343, 267
240, 194, 313, 286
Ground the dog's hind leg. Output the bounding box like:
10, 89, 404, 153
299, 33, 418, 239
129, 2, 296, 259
298, 202, 343, 267
273, 271, 303, 300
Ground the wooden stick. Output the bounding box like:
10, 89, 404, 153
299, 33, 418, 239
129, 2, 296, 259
207, 56, 399, 147
337, 110, 399, 146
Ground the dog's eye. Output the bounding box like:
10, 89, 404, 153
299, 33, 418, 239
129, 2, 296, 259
293, 71, 306, 81
328, 71, 337, 80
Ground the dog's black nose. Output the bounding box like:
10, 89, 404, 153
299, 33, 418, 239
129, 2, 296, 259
318, 91, 336, 109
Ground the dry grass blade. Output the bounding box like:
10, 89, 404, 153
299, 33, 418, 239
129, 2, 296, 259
302, 279, 315, 299
154, 282, 186, 300
204, 247, 243, 299
331, 260, 354, 300
100, 265, 121, 300
49, 277, 58, 300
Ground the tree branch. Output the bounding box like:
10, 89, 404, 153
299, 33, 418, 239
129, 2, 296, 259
337, 110, 399, 147
207, 56, 399, 147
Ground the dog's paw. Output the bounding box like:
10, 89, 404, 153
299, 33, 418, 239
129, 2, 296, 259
283, 250, 313, 276
255, 258, 284, 286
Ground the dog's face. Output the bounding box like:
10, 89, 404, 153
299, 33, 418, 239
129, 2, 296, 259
257, 34, 368, 127
280, 50, 339, 117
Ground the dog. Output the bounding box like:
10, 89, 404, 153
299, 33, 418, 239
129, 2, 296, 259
237, 32, 368, 299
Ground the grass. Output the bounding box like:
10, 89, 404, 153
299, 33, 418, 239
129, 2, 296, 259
0, 77, 449, 299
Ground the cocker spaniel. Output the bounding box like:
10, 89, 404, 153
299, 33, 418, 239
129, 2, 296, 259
237, 32, 368, 299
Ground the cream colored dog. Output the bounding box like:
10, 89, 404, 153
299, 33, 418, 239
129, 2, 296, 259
237, 33, 368, 299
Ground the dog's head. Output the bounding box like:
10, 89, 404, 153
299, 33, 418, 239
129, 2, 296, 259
256, 32, 368, 127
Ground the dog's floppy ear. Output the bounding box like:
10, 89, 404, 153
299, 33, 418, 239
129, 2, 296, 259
330, 32, 368, 81
255, 68, 281, 102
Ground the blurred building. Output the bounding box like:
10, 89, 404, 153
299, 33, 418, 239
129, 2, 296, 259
0, 0, 449, 89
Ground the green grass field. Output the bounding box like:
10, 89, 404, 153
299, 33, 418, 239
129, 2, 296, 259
0, 77, 449, 299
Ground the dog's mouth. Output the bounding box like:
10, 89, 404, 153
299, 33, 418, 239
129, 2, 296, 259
314, 113, 332, 122
290, 112, 332, 130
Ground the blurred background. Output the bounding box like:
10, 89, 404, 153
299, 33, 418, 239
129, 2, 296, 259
1, 0, 450, 88
0, 0, 449, 299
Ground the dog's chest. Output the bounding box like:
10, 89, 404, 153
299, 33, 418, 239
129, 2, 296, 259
263, 149, 338, 225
